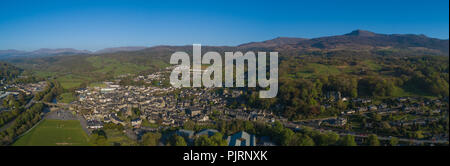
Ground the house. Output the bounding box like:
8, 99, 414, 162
378, 103, 388, 109
227, 131, 256, 146
101, 88, 115, 93
0, 92, 19, 99
368, 105, 378, 111
326, 91, 342, 102
110, 113, 126, 126
231, 90, 242, 98
321, 117, 347, 127
87, 120, 103, 129
357, 107, 368, 112
131, 118, 142, 128
342, 109, 356, 115
185, 108, 202, 117
103, 117, 111, 123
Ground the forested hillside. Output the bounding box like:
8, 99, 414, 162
0, 62, 22, 82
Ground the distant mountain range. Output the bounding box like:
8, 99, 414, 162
238, 30, 449, 55
238, 37, 308, 48
0, 48, 91, 59
1, 30, 448, 59
93, 46, 149, 54
0, 47, 149, 59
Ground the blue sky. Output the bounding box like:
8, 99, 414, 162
0, 0, 448, 51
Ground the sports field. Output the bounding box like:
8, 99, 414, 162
13, 119, 90, 146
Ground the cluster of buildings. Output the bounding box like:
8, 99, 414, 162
0, 91, 19, 100
1, 81, 47, 102
9, 81, 47, 96
309, 91, 448, 129
62, 66, 447, 144
342, 97, 446, 116
70, 68, 277, 131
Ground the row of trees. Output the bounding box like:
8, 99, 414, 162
33, 81, 63, 102
0, 80, 59, 145
0, 107, 24, 127
0, 103, 44, 145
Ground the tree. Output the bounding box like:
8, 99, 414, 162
367, 134, 380, 146
141, 132, 162, 146
326, 132, 340, 145
209, 133, 228, 146
338, 135, 357, 146
89, 132, 108, 146
389, 137, 399, 146
183, 121, 195, 130
195, 135, 212, 146
295, 134, 315, 146
173, 135, 187, 146
414, 131, 424, 139
280, 128, 295, 146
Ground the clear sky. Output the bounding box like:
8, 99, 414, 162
0, 0, 448, 51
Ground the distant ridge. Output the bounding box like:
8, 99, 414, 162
0, 47, 148, 59
31, 48, 91, 55
345, 29, 378, 37
94, 46, 148, 54
236, 30, 448, 55
1, 30, 448, 59
0, 48, 91, 59
238, 37, 308, 48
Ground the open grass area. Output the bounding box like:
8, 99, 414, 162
103, 129, 138, 146
390, 86, 417, 97
88, 82, 106, 88
57, 92, 76, 103
56, 74, 92, 89
362, 60, 383, 71
295, 63, 341, 78
13, 119, 90, 146
390, 114, 419, 121
86, 56, 150, 76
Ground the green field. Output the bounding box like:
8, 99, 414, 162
55, 74, 87, 89
103, 129, 138, 146
294, 63, 342, 78
88, 82, 107, 88
86, 56, 151, 76
57, 92, 76, 103
13, 119, 90, 146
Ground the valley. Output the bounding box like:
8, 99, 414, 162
0, 30, 448, 146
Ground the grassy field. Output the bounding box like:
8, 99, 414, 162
13, 119, 90, 146
56, 74, 92, 89
57, 92, 76, 103
88, 82, 107, 88
103, 129, 138, 146
361, 60, 383, 71
86, 56, 150, 76
294, 63, 341, 78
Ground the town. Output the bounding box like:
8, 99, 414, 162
2, 63, 446, 146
